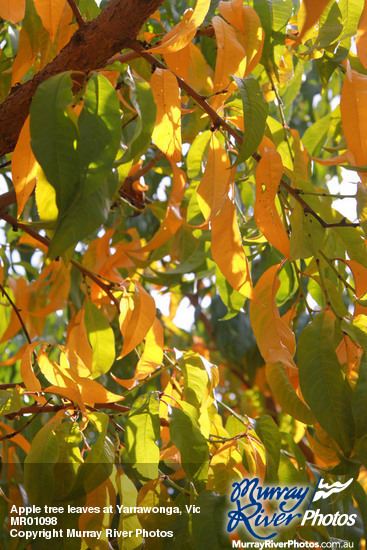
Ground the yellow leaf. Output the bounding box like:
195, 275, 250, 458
0, 0, 25, 23
297, 0, 331, 43
197, 134, 233, 221
250, 264, 297, 375
11, 28, 35, 86
119, 281, 156, 358
57, 2, 77, 53
255, 147, 290, 257
218, 0, 264, 75
33, 0, 66, 42
211, 196, 255, 300
357, 3, 367, 70
151, 68, 181, 162
340, 63, 367, 167
112, 318, 164, 389
65, 307, 94, 376
141, 161, 186, 251
211, 16, 247, 110
149, 0, 211, 54
12, 116, 37, 217
20, 342, 47, 404
79, 476, 116, 550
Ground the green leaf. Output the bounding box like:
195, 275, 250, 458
272, 0, 293, 33
351, 355, 367, 439
332, 226, 367, 268
302, 113, 331, 157
179, 351, 209, 410
266, 362, 316, 425
216, 266, 245, 319
24, 416, 62, 506
289, 205, 325, 259
252, 0, 272, 62
53, 422, 83, 501
233, 75, 269, 165
169, 406, 209, 489
84, 300, 115, 378
116, 471, 143, 550
30, 72, 79, 215
48, 168, 119, 259
64, 412, 114, 501
298, 312, 354, 454
125, 392, 161, 481
342, 315, 367, 351
78, 73, 121, 195
187, 130, 211, 180
0, 387, 21, 419
192, 492, 232, 550
122, 76, 157, 162
254, 415, 281, 483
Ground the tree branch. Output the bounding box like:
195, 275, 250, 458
0, 0, 163, 157
131, 42, 360, 230
67, 0, 85, 28
0, 281, 33, 344
0, 210, 120, 308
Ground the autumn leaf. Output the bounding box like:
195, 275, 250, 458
297, 0, 331, 43
211, 196, 255, 300
340, 62, 367, 167
0, 0, 25, 23
255, 147, 290, 257
149, 0, 211, 54
197, 134, 233, 221
33, 0, 67, 42
151, 68, 182, 162
12, 116, 37, 217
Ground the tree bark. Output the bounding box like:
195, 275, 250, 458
0, 0, 162, 157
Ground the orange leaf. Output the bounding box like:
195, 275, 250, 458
12, 116, 37, 217
340, 63, 367, 166
141, 161, 186, 251
255, 147, 290, 257
65, 307, 93, 376
151, 68, 182, 162
0, 0, 25, 23
11, 28, 35, 86
357, 3, 367, 70
211, 15, 246, 110
218, 0, 264, 75
211, 196, 255, 300
297, 0, 331, 43
250, 264, 297, 375
57, 2, 77, 53
197, 134, 234, 221
113, 318, 164, 389
0, 422, 30, 453
119, 281, 156, 358
20, 342, 47, 404
33, 0, 66, 42
150, 0, 211, 54
311, 151, 351, 166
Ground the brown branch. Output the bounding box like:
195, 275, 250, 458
0, 281, 32, 344
0, 210, 120, 308
0, 189, 16, 209
0, 383, 25, 389
0, 398, 53, 442
131, 42, 360, 230
67, 0, 85, 28
0, 0, 164, 157
4, 401, 169, 428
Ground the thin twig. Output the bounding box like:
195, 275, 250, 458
0, 398, 52, 442
0, 210, 120, 308
131, 41, 360, 230
67, 0, 85, 28
0, 281, 32, 345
